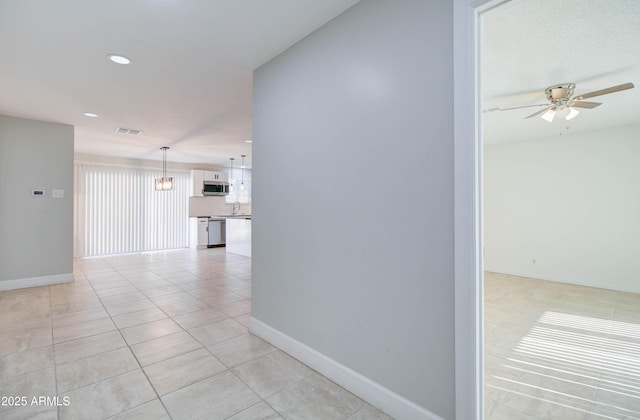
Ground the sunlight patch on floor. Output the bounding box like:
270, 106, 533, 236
485, 273, 640, 419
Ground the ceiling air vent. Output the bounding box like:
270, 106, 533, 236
115, 127, 142, 135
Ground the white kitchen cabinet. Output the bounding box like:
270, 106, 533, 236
197, 217, 209, 247
203, 171, 227, 182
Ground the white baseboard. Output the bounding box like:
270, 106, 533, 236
0, 273, 74, 291
250, 317, 443, 420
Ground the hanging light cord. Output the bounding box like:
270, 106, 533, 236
241, 155, 245, 187
163, 148, 166, 178
229, 158, 235, 192
161, 146, 169, 179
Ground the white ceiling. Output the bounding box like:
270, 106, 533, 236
482, 0, 640, 144
3, 1, 636, 161
0, 0, 359, 167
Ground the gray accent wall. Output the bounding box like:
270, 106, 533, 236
252, 1, 455, 418
0, 115, 74, 283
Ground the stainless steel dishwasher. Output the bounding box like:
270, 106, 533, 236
207, 218, 226, 247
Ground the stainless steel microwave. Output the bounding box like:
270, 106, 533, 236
203, 181, 229, 196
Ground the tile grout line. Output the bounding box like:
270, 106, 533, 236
99, 254, 254, 417
8, 250, 390, 419
111, 254, 270, 419
48, 282, 61, 420
103, 258, 176, 420
56, 260, 164, 418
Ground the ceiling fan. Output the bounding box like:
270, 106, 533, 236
487, 82, 635, 122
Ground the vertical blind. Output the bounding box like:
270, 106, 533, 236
74, 163, 190, 257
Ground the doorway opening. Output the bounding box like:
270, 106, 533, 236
478, 1, 640, 418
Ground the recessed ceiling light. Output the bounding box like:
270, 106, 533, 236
108, 54, 131, 65
83, 112, 99, 118
245, 140, 253, 143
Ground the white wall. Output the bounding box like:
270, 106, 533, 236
75, 152, 225, 171
0, 115, 74, 289
484, 124, 640, 293
252, 1, 455, 419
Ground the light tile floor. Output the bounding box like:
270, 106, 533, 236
0, 249, 392, 420
485, 271, 640, 419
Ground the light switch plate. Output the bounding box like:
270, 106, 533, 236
52, 189, 64, 198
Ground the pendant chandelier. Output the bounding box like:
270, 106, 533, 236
154, 146, 175, 191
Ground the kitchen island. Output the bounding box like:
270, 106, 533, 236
224, 216, 251, 257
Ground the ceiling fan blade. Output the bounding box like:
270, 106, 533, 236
525, 106, 551, 119
482, 104, 549, 114
483, 103, 548, 113
573, 82, 635, 100
569, 101, 602, 109
498, 103, 549, 111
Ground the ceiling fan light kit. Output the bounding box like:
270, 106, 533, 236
541, 108, 556, 122
567, 108, 579, 120
541, 103, 580, 123
558, 105, 579, 120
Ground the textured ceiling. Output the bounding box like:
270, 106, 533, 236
482, 0, 640, 144
0, 0, 360, 167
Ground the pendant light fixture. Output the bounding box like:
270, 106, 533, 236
154, 146, 175, 191
229, 158, 235, 192
240, 155, 246, 191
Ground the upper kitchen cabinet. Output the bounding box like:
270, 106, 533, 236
203, 170, 228, 182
